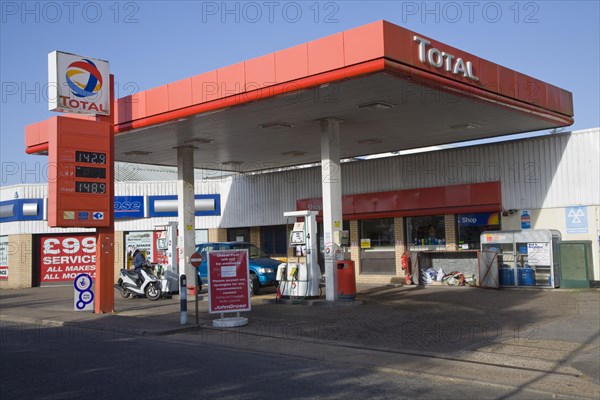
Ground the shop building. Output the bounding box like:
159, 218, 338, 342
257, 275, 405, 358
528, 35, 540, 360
2, 128, 598, 289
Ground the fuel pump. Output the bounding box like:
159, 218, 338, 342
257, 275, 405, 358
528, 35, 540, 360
154, 221, 179, 293
276, 210, 322, 302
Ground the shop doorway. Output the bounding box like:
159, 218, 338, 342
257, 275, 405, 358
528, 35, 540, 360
359, 218, 395, 274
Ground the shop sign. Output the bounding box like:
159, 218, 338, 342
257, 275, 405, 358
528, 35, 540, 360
414, 36, 479, 81
458, 212, 500, 226
208, 250, 250, 314
360, 239, 371, 249
48, 51, 110, 115
40, 235, 96, 283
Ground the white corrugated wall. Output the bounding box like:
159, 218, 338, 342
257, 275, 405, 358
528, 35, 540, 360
1, 129, 599, 232
221, 129, 599, 226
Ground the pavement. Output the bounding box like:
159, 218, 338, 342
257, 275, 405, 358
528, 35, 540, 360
1, 283, 599, 397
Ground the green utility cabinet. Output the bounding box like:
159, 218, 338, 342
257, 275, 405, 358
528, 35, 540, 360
558, 241, 594, 288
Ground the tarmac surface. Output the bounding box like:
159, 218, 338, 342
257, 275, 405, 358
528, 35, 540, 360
1, 283, 599, 397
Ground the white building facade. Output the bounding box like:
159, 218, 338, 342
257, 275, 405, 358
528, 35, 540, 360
1, 129, 598, 288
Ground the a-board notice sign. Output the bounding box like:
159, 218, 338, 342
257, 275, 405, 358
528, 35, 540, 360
207, 250, 250, 314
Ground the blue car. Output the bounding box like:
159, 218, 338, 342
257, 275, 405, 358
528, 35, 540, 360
195, 242, 280, 295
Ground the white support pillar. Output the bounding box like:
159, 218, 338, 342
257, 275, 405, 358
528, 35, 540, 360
320, 118, 343, 301
177, 146, 196, 292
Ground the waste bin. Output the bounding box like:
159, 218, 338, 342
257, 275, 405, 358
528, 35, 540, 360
337, 260, 356, 300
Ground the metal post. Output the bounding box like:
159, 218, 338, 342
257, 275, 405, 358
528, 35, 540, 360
176, 146, 195, 322
195, 272, 199, 325
180, 274, 187, 325
177, 146, 196, 284
320, 118, 343, 301
94, 75, 115, 314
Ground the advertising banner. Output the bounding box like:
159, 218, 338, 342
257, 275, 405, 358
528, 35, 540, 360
208, 250, 250, 314
39, 235, 96, 284
152, 230, 169, 266
125, 231, 153, 265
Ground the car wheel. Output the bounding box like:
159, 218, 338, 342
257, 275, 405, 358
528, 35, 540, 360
250, 274, 260, 295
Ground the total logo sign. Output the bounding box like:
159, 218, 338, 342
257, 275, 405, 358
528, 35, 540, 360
414, 36, 479, 82
48, 51, 110, 115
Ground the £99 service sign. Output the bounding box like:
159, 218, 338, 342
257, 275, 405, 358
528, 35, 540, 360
208, 250, 250, 314
39, 235, 96, 284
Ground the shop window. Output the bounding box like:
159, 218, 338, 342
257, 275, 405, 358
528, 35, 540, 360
406, 215, 446, 251
195, 229, 208, 245
457, 212, 501, 250
261, 225, 287, 257
227, 228, 250, 243
359, 218, 395, 274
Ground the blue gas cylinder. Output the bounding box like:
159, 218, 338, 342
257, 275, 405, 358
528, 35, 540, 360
499, 268, 515, 286
518, 267, 536, 286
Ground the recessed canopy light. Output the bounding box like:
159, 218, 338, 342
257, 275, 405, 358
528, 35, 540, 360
357, 102, 395, 110
123, 150, 152, 156
221, 160, 244, 166
184, 138, 214, 144
281, 150, 307, 156
259, 122, 294, 129
356, 138, 383, 145
449, 122, 482, 129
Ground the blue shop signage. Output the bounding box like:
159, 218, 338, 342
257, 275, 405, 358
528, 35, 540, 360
114, 196, 144, 219
457, 212, 500, 227
0, 199, 44, 222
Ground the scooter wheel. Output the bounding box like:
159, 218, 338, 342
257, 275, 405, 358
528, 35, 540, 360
145, 283, 161, 301
119, 288, 132, 299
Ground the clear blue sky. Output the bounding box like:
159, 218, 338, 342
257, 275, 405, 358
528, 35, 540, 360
1, 1, 599, 186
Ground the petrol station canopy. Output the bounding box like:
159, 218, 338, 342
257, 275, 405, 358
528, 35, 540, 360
26, 20, 574, 171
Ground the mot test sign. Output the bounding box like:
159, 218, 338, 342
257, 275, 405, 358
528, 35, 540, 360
207, 250, 250, 314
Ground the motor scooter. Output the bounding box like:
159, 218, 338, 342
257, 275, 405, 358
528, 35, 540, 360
114, 262, 162, 301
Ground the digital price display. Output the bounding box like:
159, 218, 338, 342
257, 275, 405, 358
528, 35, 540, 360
76, 166, 106, 179
47, 116, 112, 227
75, 182, 106, 194
76, 151, 106, 164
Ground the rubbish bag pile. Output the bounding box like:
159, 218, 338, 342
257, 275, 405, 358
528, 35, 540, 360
421, 267, 476, 286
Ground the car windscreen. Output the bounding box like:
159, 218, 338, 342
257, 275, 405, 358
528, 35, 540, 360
229, 244, 266, 259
